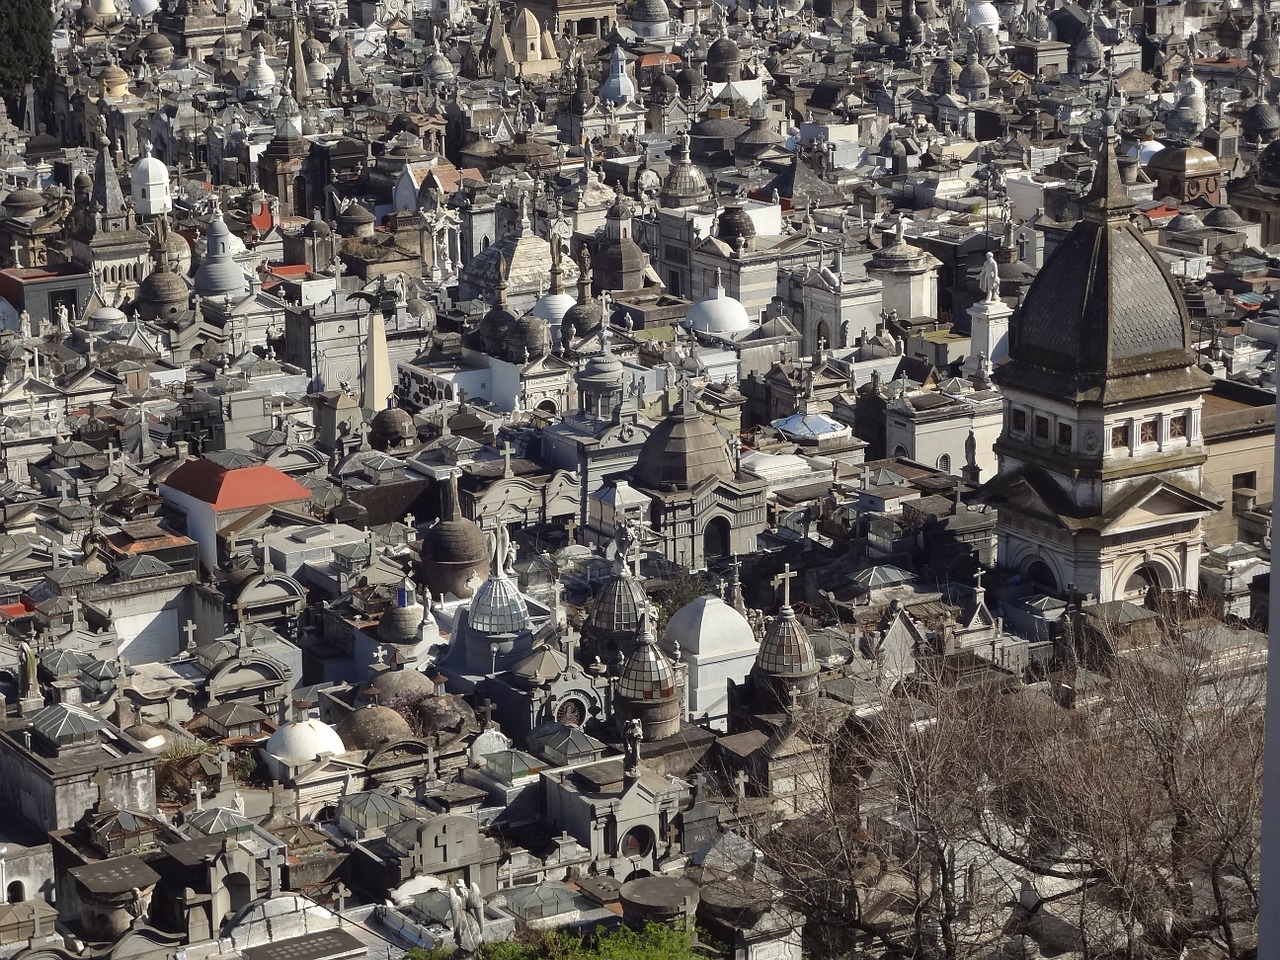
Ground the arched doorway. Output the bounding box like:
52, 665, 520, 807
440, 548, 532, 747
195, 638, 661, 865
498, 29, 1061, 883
1026, 560, 1057, 592
223, 872, 252, 916
7, 881, 23, 904
536, 399, 558, 415
814, 319, 831, 351
1124, 562, 1167, 606
704, 516, 731, 561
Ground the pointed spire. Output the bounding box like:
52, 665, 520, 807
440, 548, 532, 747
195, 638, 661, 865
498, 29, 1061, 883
361, 305, 394, 414
494, 252, 509, 307
1083, 132, 1134, 222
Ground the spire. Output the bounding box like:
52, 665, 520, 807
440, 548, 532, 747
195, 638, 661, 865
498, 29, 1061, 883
286, 8, 309, 104
93, 134, 127, 220
494, 252, 509, 307
361, 305, 394, 413
1082, 131, 1134, 223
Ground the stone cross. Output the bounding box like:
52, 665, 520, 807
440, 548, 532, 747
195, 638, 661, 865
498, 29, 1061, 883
773, 563, 798, 608
264, 844, 285, 893
425, 742, 438, 782
734, 768, 748, 799
373, 645, 388, 665
183, 620, 197, 652
69, 594, 82, 626
57, 478, 72, 503
91, 766, 111, 808
333, 881, 350, 911
499, 441, 513, 478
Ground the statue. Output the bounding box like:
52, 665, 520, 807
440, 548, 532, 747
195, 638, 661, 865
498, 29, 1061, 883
965, 429, 977, 470
18, 309, 29, 340
54, 302, 69, 336
978, 251, 1000, 302
622, 717, 643, 778
17, 640, 35, 698
449, 879, 485, 957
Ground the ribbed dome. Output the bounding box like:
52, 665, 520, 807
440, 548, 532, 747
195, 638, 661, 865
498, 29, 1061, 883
707, 35, 741, 71
264, 717, 345, 766
423, 473, 488, 581
662, 595, 755, 657
586, 567, 648, 639
617, 630, 676, 701
137, 266, 188, 318
756, 604, 817, 678
632, 392, 733, 489
469, 574, 529, 634
508, 310, 550, 362
337, 704, 413, 750
245, 44, 277, 95
959, 58, 989, 87
716, 203, 756, 245
632, 0, 669, 22
999, 137, 1204, 404
968, 0, 1000, 30
3, 188, 42, 216
662, 134, 709, 206
193, 211, 248, 299
649, 73, 678, 103
1074, 28, 1104, 66
371, 404, 417, 450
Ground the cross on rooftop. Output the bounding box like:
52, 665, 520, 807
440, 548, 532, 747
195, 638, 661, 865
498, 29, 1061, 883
773, 563, 798, 608
183, 620, 197, 651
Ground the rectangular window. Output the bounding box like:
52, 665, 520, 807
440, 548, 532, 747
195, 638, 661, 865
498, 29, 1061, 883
1169, 414, 1187, 439
1057, 422, 1073, 447
1140, 419, 1158, 444
1034, 416, 1049, 440
1111, 423, 1130, 449
1234, 471, 1257, 491
1012, 409, 1027, 434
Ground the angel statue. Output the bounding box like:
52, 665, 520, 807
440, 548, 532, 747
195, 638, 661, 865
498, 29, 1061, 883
449, 879, 485, 957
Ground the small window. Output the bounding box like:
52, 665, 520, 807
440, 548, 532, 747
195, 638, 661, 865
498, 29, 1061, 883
1140, 420, 1157, 444
1012, 408, 1027, 434
1057, 422, 1073, 447
1169, 414, 1187, 439
1111, 424, 1130, 449
1234, 471, 1257, 492
1033, 416, 1049, 440
937, 454, 952, 473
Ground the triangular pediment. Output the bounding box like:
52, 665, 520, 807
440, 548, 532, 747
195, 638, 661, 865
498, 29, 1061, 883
1102, 481, 1219, 534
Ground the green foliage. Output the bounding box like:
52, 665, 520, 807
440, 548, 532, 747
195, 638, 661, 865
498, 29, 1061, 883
410, 922, 710, 960
0, 0, 53, 102
652, 571, 712, 634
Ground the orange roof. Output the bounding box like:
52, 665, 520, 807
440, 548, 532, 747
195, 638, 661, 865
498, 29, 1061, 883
162, 460, 312, 512
640, 52, 681, 67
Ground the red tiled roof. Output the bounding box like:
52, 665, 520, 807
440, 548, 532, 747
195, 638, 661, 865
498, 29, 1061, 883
162, 460, 312, 512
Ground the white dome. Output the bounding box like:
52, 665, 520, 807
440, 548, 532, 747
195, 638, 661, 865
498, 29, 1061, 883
599, 45, 636, 106
263, 717, 345, 767
246, 46, 277, 96
131, 0, 160, 15
968, 0, 1000, 31
661, 595, 756, 658
531, 290, 576, 324
688, 275, 751, 335
1130, 139, 1167, 165
132, 142, 172, 216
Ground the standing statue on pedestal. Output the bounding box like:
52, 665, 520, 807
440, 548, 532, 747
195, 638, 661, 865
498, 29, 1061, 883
623, 717, 644, 778
978, 251, 1000, 303
449, 879, 484, 958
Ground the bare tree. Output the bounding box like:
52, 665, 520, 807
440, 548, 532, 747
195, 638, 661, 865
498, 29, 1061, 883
752, 606, 1262, 960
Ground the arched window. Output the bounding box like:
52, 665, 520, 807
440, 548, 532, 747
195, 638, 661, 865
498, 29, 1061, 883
7, 881, 23, 903
937, 454, 952, 473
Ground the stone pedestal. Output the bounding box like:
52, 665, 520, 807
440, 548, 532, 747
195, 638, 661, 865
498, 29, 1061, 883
963, 296, 1012, 378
